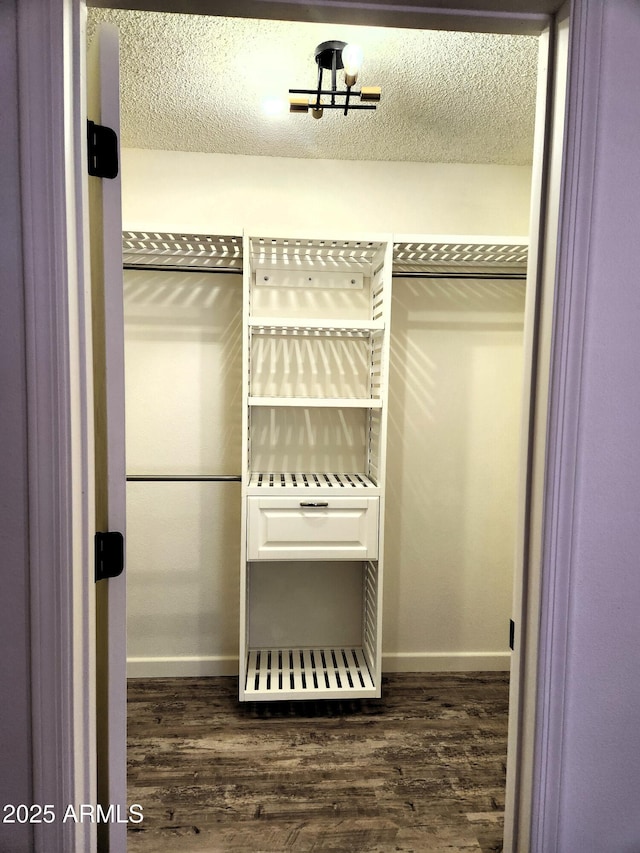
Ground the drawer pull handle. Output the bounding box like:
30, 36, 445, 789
300, 501, 329, 508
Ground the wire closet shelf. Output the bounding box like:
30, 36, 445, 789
122, 231, 528, 278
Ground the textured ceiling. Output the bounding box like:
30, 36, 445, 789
86, 8, 539, 165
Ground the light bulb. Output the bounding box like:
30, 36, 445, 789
263, 97, 286, 117
342, 43, 364, 86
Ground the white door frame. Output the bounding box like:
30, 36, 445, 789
18, 1, 606, 851
87, 21, 129, 853
17, 1, 96, 851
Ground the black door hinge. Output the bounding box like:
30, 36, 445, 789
87, 120, 119, 179
509, 619, 515, 651
95, 531, 125, 582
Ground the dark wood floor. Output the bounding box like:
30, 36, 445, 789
127, 672, 509, 852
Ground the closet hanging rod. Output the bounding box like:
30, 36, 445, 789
391, 271, 526, 280
123, 263, 243, 275
127, 475, 241, 482
123, 264, 525, 280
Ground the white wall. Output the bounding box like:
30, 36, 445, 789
122, 148, 531, 237
124, 269, 242, 675
122, 148, 530, 676
385, 277, 525, 671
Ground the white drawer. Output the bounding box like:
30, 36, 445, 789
247, 496, 379, 560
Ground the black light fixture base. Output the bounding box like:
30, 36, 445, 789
314, 40, 347, 69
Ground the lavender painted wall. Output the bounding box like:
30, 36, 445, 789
0, 1, 34, 851
552, 0, 640, 849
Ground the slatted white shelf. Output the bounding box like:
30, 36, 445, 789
249, 318, 384, 335
245, 647, 377, 699
393, 239, 528, 274
248, 472, 378, 491
122, 232, 527, 277
248, 396, 383, 408
249, 236, 386, 263
122, 231, 243, 269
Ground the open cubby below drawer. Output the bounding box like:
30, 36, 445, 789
247, 495, 379, 560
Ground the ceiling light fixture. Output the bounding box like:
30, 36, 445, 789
289, 40, 381, 119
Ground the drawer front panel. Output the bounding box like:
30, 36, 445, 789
247, 496, 379, 560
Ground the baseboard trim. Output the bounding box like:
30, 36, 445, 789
127, 652, 510, 678
382, 652, 511, 672
127, 656, 238, 678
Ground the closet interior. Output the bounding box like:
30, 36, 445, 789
123, 231, 527, 696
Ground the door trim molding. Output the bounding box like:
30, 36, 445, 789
17, 1, 96, 850
503, 18, 556, 851
531, 0, 606, 850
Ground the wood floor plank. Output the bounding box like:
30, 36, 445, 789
127, 672, 508, 852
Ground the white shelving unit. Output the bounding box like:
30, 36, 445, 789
239, 233, 393, 701
120, 229, 528, 697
